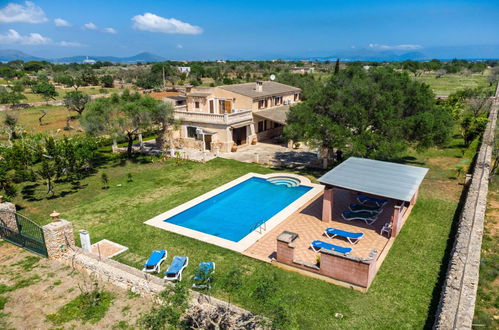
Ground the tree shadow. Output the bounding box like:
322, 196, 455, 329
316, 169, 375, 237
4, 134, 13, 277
391, 156, 425, 166
20, 184, 42, 202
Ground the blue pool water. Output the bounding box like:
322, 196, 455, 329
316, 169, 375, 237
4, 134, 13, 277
164, 177, 312, 242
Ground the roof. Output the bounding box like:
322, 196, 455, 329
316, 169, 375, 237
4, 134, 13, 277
318, 157, 428, 202
187, 92, 211, 97
147, 91, 180, 100
219, 81, 301, 99
166, 95, 186, 101
253, 105, 290, 125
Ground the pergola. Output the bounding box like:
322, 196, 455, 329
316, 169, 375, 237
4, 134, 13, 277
318, 157, 428, 237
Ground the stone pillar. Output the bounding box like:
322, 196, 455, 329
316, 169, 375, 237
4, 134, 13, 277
42, 212, 75, 259
276, 231, 298, 265
390, 205, 401, 238
322, 188, 333, 222
138, 133, 144, 152
254, 153, 260, 164
0, 198, 17, 231
112, 139, 118, 153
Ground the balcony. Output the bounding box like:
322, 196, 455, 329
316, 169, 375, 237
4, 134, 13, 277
174, 109, 253, 126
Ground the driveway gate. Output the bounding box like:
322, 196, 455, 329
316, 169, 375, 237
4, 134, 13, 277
0, 211, 48, 257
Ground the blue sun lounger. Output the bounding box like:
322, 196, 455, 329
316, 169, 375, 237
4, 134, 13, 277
192, 262, 215, 289
357, 195, 388, 207
164, 256, 189, 281
142, 250, 167, 273
349, 203, 383, 214
324, 228, 364, 244
310, 240, 352, 255
342, 210, 379, 225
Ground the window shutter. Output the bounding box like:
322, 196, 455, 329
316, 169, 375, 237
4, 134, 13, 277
225, 100, 232, 113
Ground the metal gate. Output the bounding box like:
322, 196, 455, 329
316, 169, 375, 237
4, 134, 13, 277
0, 211, 48, 257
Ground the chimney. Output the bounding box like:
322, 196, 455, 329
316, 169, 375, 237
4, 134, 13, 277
256, 80, 263, 92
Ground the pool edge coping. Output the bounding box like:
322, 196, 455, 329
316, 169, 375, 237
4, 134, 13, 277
143, 172, 324, 253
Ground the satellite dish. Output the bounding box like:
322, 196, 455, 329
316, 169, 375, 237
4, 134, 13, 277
270, 74, 276, 81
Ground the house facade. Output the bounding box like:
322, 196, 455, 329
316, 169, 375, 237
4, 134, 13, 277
172, 81, 301, 152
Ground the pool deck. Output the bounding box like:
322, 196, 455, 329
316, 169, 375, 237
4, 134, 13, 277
144, 172, 323, 252
243, 189, 392, 265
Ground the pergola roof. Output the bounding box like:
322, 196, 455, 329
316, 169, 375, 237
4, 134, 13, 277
318, 157, 428, 202
253, 105, 290, 125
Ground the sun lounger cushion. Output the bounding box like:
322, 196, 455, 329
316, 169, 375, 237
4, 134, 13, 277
357, 195, 388, 207
166, 256, 188, 276
325, 228, 363, 239
194, 262, 215, 281
145, 250, 166, 267
342, 211, 375, 219
311, 240, 352, 254
349, 203, 381, 213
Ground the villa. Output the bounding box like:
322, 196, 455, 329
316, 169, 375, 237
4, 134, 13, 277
171, 81, 302, 152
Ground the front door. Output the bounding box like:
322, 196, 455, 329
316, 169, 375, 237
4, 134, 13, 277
204, 135, 212, 150
233, 126, 247, 145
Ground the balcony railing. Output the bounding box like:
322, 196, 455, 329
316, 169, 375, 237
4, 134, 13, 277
174, 109, 253, 125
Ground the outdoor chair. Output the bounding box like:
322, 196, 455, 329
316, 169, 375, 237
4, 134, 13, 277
349, 203, 383, 214
324, 227, 364, 244
342, 210, 379, 225
357, 195, 388, 207
380, 223, 393, 237
164, 256, 189, 281
310, 240, 352, 255
142, 250, 167, 273
192, 262, 215, 289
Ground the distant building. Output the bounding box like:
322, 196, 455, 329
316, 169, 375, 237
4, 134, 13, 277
82, 56, 96, 64
363, 65, 371, 70
177, 66, 191, 74
216, 60, 226, 64
290, 67, 315, 74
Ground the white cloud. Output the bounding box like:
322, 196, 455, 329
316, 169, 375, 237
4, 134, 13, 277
368, 43, 423, 51
58, 41, 83, 47
83, 22, 98, 30
54, 17, 70, 27
0, 28, 50, 45
132, 13, 202, 35
176, 44, 183, 49
103, 27, 117, 34
0, 1, 47, 24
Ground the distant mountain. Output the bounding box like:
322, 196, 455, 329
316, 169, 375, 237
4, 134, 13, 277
55, 52, 166, 63
0, 49, 46, 62
292, 49, 427, 62
0, 50, 167, 63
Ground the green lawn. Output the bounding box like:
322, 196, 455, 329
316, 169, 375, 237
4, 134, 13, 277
414, 71, 492, 97
10, 137, 476, 329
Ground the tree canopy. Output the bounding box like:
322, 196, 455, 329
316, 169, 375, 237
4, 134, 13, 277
285, 66, 452, 160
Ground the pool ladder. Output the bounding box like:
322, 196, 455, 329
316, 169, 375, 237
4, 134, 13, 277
251, 220, 267, 234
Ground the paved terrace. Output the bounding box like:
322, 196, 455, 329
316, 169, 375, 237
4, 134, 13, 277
244, 189, 391, 265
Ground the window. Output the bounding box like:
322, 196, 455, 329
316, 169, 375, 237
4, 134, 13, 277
194, 101, 200, 109
258, 100, 265, 109
294, 93, 299, 101
258, 120, 268, 133
209, 100, 214, 113
274, 96, 282, 105
187, 126, 197, 138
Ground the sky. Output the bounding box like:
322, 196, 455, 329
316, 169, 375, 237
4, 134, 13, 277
0, 0, 498, 60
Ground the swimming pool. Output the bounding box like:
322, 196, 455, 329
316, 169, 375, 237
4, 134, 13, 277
165, 177, 311, 242
144, 173, 323, 252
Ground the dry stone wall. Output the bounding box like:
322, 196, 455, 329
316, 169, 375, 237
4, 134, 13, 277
433, 92, 498, 329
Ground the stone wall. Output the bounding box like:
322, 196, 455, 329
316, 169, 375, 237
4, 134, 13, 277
0, 201, 17, 230
433, 93, 498, 329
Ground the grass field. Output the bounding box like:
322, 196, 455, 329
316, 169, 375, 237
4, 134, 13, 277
8, 132, 478, 329
414, 71, 491, 97
0, 105, 81, 141
21, 86, 120, 103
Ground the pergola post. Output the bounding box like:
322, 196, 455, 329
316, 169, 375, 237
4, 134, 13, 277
390, 205, 401, 237
322, 187, 333, 222
410, 189, 419, 205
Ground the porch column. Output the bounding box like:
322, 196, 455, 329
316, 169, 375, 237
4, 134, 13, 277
322, 188, 333, 222
390, 205, 401, 238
